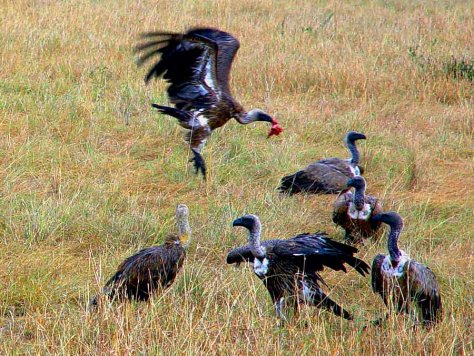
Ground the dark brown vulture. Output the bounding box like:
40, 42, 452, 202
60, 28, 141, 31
89, 204, 191, 307
227, 214, 370, 321
279, 131, 366, 194
371, 212, 442, 327
136, 28, 283, 178
332, 176, 383, 243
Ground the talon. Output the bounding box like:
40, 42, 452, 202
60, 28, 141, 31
190, 149, 206, 178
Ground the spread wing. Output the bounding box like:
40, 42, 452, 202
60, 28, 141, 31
136, 27, 240, 110
272, 233, 370, 276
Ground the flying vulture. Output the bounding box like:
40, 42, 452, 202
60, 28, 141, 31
136, 28, 283, 177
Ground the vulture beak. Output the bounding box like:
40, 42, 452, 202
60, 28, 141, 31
268, 118, 283, 137
232, 218, 244, 227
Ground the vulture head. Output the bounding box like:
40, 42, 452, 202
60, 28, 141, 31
232, 214, 260, 231
245, 109, 283, 137
371, 211, 404, 263
345, 131, 366, 145
232, 214, 265, 258
371, 211, 403, 228
176, 204, 191, 248
347, 176, 366, 191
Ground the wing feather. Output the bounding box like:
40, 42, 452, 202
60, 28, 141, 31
136, 27, 240, 110
272, 233, 370, 276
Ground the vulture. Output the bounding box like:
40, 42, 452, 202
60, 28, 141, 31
332, 176, 383, 243
136, 27, 283, 177
371, 212, 442, 327
227, 214, 370, 321
279, 131, 366, 194
89, 204, 191, 307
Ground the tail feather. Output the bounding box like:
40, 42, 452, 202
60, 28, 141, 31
318, 294, 353, 320
278, 170, 332, 194
278, 171, 305, 194
152, 104, 194, 129
345, 256, 371, 277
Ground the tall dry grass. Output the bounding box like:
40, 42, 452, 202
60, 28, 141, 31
0, 0, 473, 354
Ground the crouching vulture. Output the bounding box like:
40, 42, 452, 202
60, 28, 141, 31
136, 28, 283, 178
227, 214, 370, 321
279, 131, 366, 194
89, 204, 191, 307
371, 212, 442, 327
332, 176, 383, 243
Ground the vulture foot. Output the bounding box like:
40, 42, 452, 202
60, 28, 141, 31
190, 149, 206, 178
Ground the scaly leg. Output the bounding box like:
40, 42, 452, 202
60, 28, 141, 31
190, 148, 206, 178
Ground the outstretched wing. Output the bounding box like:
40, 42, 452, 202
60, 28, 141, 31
272, 233, 370, 276
136, 27, 240, 110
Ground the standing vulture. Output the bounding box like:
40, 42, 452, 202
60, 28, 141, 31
227, 214, 370, 321
371, 212, 442, 327
136, 28, 283, 177
279, 131, 366, 194
89, 204, 191, 307
332, 176, 383, 243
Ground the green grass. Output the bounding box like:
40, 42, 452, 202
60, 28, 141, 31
0, 0, 473, 354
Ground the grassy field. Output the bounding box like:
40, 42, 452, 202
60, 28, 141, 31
1, 0, 473, 354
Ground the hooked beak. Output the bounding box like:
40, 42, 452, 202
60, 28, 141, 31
232, 218, 244, 227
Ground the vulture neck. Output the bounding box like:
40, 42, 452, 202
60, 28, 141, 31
346, 140, 360, 166
240, 111, 259, 124
177, 215, 191, 249
387, 223, 403, 264
353, 185, 366, 211
248, 220, 265, 259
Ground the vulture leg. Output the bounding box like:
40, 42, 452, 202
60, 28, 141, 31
275, 297, 288, 322
190, 148, 206, 177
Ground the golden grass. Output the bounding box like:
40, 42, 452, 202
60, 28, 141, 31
1, 0, 473, 354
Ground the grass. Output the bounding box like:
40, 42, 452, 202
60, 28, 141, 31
0, 0, 473, 354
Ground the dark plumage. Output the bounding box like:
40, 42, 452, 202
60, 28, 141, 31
279, 131, 366, 194
89, 205, 191, 307
227, 214, 370, 321
370, 212, 442, 327
332, 176, 383, 243
136, 28, 283, 177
